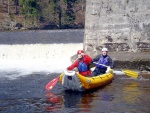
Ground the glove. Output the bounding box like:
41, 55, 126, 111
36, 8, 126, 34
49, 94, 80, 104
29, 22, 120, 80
106, 66, 111, 73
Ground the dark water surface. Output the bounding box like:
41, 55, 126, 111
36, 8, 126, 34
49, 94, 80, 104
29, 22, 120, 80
0, 29, 83, 44
0, 72, 150, 113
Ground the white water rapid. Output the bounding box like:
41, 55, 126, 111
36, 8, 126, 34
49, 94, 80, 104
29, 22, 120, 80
0, 43, 83, 79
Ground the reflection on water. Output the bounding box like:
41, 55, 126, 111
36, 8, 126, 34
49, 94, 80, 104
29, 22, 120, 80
45, 92, 63, 112
123, 83, 141, 104
101, 92, 114, 101
45, 91, 93, 112
0, 72, 150, 113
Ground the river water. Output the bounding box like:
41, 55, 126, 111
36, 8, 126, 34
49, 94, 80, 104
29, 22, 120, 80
0, 30, 150, 113
0, 71, 150, 113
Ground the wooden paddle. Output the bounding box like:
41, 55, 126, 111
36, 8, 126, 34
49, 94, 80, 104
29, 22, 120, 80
45, 58, 78, 91
93, 62, 138, 78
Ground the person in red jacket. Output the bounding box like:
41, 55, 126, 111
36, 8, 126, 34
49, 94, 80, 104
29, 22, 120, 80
67, 50, 92, 76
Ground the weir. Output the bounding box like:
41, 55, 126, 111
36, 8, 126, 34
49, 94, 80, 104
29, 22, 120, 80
0, 30, 84, 75
0, 43, 83, 73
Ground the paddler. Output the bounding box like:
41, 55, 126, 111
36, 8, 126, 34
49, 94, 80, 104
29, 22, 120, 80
90, 47, 114, 76
67, 50, 92, 76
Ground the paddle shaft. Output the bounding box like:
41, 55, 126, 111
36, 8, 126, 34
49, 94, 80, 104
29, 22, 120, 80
46, 58, 79, 90
93, 62, 110, 68
93, 62, 138, 78
94, 62, 125, 74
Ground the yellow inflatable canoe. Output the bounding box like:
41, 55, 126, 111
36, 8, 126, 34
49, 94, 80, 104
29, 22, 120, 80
59, 68, 114, 91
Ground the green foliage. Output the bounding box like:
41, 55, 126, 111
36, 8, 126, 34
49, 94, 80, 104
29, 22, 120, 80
62, 0, 76, 26
41, 1, 55, 22
20, 0, 40, 19
5, 0, 85, 29
63, 0, 67, 4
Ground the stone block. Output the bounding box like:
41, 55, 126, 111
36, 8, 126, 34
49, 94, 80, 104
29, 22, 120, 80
84, 0, 150, 52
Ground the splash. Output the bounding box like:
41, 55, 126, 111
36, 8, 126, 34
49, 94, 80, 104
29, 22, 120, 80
0, 43, 83, 79
138, 76, 149, 81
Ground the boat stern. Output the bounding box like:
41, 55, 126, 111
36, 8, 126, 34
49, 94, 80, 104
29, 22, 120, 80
59, 70, 84, 91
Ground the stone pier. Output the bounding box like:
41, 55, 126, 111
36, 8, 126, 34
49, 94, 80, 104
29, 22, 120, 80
83, 0, 150, 69
84, 0, 150, 52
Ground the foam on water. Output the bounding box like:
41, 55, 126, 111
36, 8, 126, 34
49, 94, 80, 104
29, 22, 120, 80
0, 43, 83, 79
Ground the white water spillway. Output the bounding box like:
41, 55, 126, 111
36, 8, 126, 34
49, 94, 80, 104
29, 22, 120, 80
0, 43, 83, 73
0, 30, 84, 79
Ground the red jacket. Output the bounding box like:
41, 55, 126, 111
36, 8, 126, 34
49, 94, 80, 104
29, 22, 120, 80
67, 55, 92, 76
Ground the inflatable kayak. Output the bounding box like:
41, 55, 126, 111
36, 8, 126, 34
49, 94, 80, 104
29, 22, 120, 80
59, 68, 114, 91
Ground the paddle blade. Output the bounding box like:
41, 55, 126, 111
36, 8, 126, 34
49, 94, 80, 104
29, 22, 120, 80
122, 70, 138, 78
46, 77, 59, 90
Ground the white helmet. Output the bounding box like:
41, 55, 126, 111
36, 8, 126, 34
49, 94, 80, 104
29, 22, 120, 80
102, 47, 108, 52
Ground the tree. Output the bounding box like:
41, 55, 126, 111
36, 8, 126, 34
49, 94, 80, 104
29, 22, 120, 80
62, 0, 77, 28
19, 0, 40, 28
7, 0, 10, 14
14, 0, 19, 15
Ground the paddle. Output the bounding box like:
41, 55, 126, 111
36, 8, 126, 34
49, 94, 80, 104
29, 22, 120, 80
93, 62, 138, 78
45, 58, 78, 91
46, 77, 59, 90
121, 70, 138, 78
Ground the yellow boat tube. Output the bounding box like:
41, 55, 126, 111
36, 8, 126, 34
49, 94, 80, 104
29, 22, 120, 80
59, 68, 114, 91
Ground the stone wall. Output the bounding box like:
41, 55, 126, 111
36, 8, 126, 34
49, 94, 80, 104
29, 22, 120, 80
84, 0, 150, 53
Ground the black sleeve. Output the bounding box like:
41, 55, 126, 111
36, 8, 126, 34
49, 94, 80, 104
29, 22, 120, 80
108, 56, 114, 68
89, 55, 101, 68
92, 55, 101, 63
